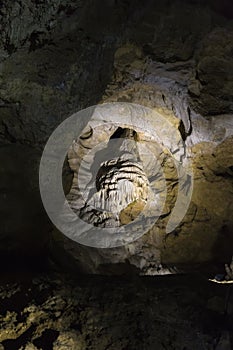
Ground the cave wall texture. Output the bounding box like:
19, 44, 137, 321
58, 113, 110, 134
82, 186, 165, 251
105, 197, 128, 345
0, 0, 233, 274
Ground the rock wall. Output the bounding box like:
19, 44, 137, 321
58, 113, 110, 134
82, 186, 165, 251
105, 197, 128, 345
0, 0, 233, 274
56, 43, 233, 275
0, 0, 126, 258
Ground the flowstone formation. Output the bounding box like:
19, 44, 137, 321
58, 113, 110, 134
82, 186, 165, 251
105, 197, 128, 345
41, 101, 192, 274
68, 127, 150, 228
51, 41, 233, 275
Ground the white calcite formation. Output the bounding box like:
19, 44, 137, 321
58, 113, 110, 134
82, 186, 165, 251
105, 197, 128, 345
54, 43, 233, 275
67, 127, 150, 228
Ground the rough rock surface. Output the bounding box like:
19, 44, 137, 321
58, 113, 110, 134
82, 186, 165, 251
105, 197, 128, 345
0, 0, 233, 273
191, 28, 233, 115
0, 0, 128, 257
57, 42, 233, 275
0, 272, 233, 350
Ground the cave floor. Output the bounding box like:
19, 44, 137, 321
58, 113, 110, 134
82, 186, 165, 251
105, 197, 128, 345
0, 271, 232, 350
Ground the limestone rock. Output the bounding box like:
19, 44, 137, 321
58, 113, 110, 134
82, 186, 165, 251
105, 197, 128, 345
54, 36, 233, 274
126, 2, 214, 62
0, 0, 233, 276
190, 28, 233, 115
